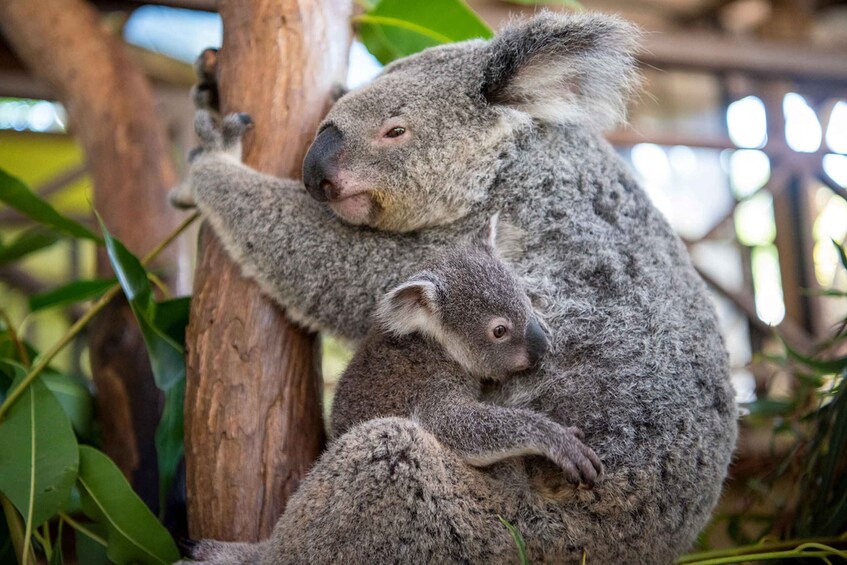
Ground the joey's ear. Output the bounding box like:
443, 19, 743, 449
476, 213, 525, 262
481, 12, 641, 130
376, 274, 442, 336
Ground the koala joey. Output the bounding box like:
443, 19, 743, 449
180, 11, 738, 565
331, 217, 603, 487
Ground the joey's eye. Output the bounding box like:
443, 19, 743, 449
492, 325, 508, 339
385, 126, 406, 138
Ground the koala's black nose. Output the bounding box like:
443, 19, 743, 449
303, 124, 344, 202
526, 317, 550, 366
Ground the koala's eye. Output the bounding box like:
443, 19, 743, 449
385, 126, 406, 139
492, 325, 508, 339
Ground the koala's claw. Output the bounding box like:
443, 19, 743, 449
553, 427, 603, 488
191, 48, 220, 113
221, 112, 254, 143
193, 110, 252, 155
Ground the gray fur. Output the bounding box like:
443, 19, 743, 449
178, 11, 737, 564
331, 228, 602, 486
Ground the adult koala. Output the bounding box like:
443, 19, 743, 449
178, 11, 738, 564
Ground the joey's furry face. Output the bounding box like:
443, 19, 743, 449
377, 219, 550, 381
302, 13, 640, 231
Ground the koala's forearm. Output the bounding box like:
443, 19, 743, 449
424, 402, 566, 465
420, 399, 602, 485
190, 157, 440, 339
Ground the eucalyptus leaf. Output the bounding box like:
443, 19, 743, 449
0, 369, 79, 528
835, 239, 847, 272
98, 218, 187, 518
98, 218, 185, 391
76, 446, 180, 565
498, 516, 528, 565
155, 379, 184, 512
784, 340, 847, 374
74, 521, 110, 565
358, 0, 492, 64
741, 398, 795, 418
41, 372, 94, 439
29, 279, 116, 313
0, 169, 101, 242
154, 297, 191, 346
0, 227, 62, 266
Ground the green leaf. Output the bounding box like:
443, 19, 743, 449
98, 218, 185, 391
154, 296, 191, 346
0, 227, 62, 266
742, 398, 795, 418
498, 516, 528, 565
40, 372, 94, 439
76, 446, 179, 565
834, 239, 847, 272
0, 368, 79, 528
155, 379, 184, 514
73, 521, 110, 565
357, 0, 492, 64
0, 169, 101, 242
29, 279, 116, 313
784, 340, 847, 374
99, 218, 188, 522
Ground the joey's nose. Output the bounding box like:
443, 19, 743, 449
526, 317, 550, 367
303, 124, 344, 202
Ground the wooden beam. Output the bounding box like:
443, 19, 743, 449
639, 32, 847, 84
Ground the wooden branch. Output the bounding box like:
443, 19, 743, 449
0, 0, 184, 516
184, 0, 351, 541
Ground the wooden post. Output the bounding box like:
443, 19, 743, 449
0, 0, 183, 514
184, 0, 351, 540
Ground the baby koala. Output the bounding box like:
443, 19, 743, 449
331, 217, 603, 486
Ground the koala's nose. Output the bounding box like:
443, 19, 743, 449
526, 317, 550, 367
303, 124, 344, 202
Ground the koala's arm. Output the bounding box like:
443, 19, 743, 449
182, 140, 442, 340
418, 394, 603, 486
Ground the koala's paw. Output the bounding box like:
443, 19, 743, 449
193, 110, 253, 158
184, 109, 252, 169
169, 180, 197, 209
191, 48, 220, 113
550, 427, 604, 488
177, 539, 266, 564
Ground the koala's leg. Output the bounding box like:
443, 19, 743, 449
181, 112, 452, 339
261, 418, 521, 565
178, 539, 270, 565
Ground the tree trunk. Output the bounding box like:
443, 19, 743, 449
0, 0, 183, 514
184, 0, 351, 541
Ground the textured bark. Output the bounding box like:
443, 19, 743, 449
184, 0, 351, 540
0, 0, 182, 513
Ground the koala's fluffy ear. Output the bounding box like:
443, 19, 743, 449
377, 274, 442, 336
481, 12, 641, 130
